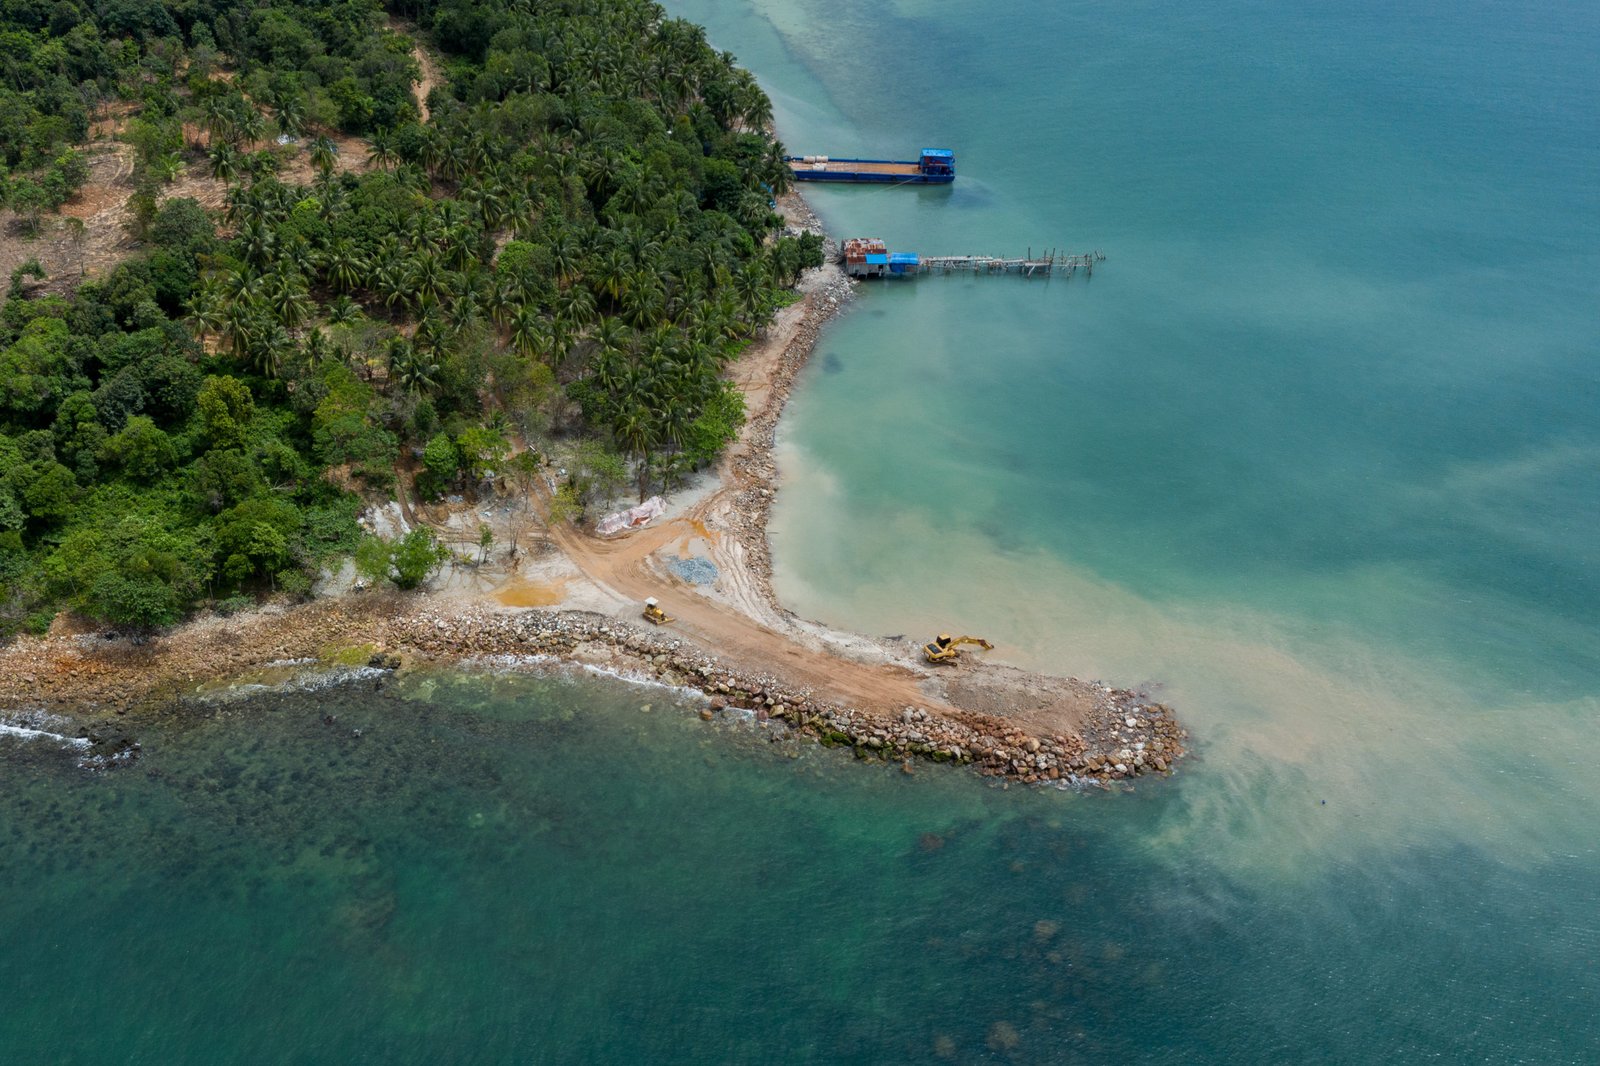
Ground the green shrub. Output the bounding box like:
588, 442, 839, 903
214, 594, 256, 617
275, 568, 313, 600
421, 432, 459, 487
353, 534, 394, 588
352, 529, 450, 591
391, 529, 450, 589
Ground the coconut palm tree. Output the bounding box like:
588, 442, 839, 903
733, 261, 770, 319
187, 285, 227, 344
376, 263, 411, 313
550, 233, 583, 289
611, 400, 662, 501
202, 96, 233, 148
274, 93, 305, 138
762, 142, 792, 196
242, 150, 279, 181
366, 128, 399, 171
483, 277, 517, 332
594, 248, 630, 305
621, 271, 666, 328
392, 343, 441, 396
319, 238, 367, 294
237, 218, 278, 270
326, 296, 363, 326
263, 271, 313, 330
222, 269, 265, 306
449, 296, 483, 339
316, 181, 348, 219
738, 75, 774, 133
208, 143, 239, 183
308, 135, 338, 179
511, 306, 552, 364
392, 163, 430, 193
251, 324, 292, 378
622, 227, 661, 267
593, 316, 630, 359
503, 189, 539, 238
236, 106, 266, 150
557, 285, 596, 331
441, 223, 478, 272
304, 326, 330, 364
405, 251, 454, 311
220, 299, 261, 362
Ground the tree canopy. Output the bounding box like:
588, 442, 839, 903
0, 0, 824, 635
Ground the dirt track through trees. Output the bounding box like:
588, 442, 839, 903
389, 17, 441, 122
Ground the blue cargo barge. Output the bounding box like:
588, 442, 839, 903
785, 148, 955, 185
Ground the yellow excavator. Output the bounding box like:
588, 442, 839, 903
642, 597, 673, 625
923, 633, 993, 665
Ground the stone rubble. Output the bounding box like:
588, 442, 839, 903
378, 606, 1186, 789
720, 197, 853, 610
0, 600, 1185, 787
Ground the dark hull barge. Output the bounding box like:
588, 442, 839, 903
785, 148, 955, 185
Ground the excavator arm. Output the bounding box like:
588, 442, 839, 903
923, 634, 994, 664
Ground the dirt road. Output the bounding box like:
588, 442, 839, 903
537, 257, 964, 716
548, 512, 955, 716
534, 220, 1104, 738
391, 17, 441, 122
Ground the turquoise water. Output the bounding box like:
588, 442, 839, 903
5, 1, 1600, 1061
678, 0, 1600, 855
4, 668, 1598, 1063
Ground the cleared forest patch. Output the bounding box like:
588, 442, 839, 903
0, 127, 373, 294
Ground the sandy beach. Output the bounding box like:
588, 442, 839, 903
0, 191, 1185, 787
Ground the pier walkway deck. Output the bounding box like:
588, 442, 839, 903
913, 250, 1106, 278
844, 238, 1106, 280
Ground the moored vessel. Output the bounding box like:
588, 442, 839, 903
785, 148, 955, 184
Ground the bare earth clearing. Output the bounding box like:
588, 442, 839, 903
0, 122, 371, 293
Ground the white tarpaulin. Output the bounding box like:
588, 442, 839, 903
596, 496, 666, 536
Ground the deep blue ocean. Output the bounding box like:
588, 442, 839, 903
4, 1, 1598, 1062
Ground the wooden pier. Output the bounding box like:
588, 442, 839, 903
913, 249, 1107, 278
842, 237, 1106, 280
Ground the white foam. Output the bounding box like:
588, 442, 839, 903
197, 664, 388, 704
463, 654, 706, 700
292, 666, 386, 691
0, 722, 91, 749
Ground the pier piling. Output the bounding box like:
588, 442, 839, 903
909, 250, 1106, 278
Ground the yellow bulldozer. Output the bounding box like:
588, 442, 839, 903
642, 597, 672, 625
923, 633, 993, 665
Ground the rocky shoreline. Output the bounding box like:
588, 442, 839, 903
392, 608, 1187, 787
719, 193, 852, 614
0, 597, 1185, 788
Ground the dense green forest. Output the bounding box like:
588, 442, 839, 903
0, 0, 822, 634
